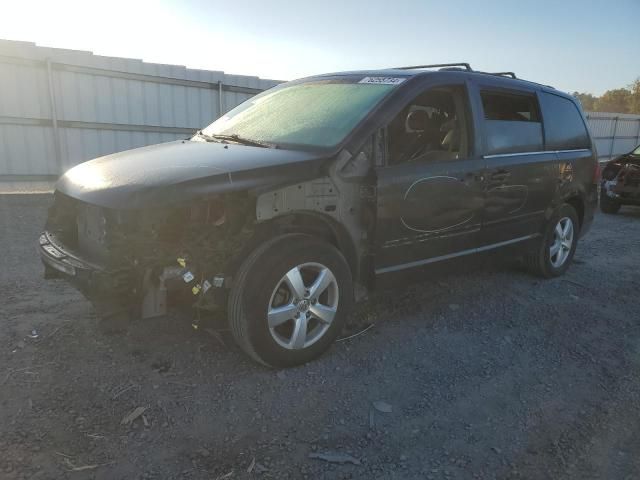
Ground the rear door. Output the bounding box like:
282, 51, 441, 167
374, 81, 485, 273
474, 85, 557, 245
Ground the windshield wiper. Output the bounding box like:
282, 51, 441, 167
205, 133, 276, 149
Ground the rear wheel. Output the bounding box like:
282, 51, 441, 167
228, 234, 353, 367
600, 191, 621, 214
525, 203, 579, 278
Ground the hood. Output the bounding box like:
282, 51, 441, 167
602, 152, 640, 182
612, 152, 640, 166
56, 140, 329, 209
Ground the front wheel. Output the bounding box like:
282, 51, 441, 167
228, 234, 353, 367
525, 203, 579, 278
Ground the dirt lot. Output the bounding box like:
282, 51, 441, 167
1, 193, 640, 480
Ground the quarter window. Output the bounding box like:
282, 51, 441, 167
539, 92, 590, 150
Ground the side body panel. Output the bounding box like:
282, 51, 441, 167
557, 148, 598, 236
375, 159, 485, 270
373, 78, 485, 272
480, 151, 558, 244
469, 82, 558, 246
539, 89, 598, 236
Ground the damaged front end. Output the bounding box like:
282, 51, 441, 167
40, 191, 256, 319
601, 159, 640, 204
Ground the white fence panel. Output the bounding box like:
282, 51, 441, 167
585, 112, 640, 162
0, 40, 279, 177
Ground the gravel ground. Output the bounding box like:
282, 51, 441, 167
1, 193, 640, 480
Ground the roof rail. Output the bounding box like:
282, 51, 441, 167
483, 70, 554, 89
489, 71, 517, 79
392, 65, 539, 85
395, 63, 472, 71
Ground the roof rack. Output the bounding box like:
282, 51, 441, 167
392, 64, 540, 85
488, 71, 517, 79
396, 63, 472, 71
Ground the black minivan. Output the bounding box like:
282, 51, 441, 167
40, 63, 598, 367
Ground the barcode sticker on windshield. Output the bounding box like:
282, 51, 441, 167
359, 77, 406, 85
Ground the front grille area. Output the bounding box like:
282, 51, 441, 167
45, 192, 79, 250
46, 192, 253, 278
44, 191, 256, 309
47, 194, 190, 269
76, 203, 110, 263
46, 193, 118, 265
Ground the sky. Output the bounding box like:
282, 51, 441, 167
0, 0, 637, 95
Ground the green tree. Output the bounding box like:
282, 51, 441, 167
629, 78, 640, 114
595, 88, 632, 113
575, 77, 640, 114
573, 92, 597, 111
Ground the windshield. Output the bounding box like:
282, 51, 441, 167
201, 78, 401, 149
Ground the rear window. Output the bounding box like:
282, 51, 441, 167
539, 92, 590, 150
480, 90, 543, 155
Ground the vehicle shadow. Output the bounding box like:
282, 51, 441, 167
617, 206, 640, 218
109, 247, 524, 372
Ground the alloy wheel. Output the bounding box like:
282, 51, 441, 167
549, 216, 574, 268
267, 262, 339, 350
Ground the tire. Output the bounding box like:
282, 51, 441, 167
524, 203, 579, 278
228, 234, 353, 367
600, 191, 621, 214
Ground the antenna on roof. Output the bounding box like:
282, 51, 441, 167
395, 63, 472, 71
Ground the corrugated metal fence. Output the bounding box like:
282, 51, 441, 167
0, 40, 279, 177
1, 40, 639, 178
585, 112, 640, 163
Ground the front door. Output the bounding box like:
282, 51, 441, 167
374, 84, 485, 273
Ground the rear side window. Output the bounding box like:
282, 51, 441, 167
480, 90, 543, 155
481, 91, 540, 122
539, 92, 590, 150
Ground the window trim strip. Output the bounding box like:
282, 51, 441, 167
375, 234, 540, 275
483, 148, 591, 159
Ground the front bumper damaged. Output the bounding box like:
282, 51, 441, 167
38, 231, 143, 316
39, 231, 106, 287
39, 231, 187, 319
39, 229, 229, 320
40, 188, 257, 321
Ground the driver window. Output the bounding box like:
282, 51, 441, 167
386, 86, 470, 165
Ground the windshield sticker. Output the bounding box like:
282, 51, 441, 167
358, 76, 406, 86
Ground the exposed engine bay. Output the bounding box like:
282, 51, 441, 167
44, 191, 257, 319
